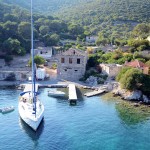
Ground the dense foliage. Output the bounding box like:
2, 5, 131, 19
88, 50, 133, 66
2, 0, 150, 45
1, 0, 86, 14
116, 67, 150, 95
56, 0, 150, 41
0, 0, 149, 66
0, 2, 85, 59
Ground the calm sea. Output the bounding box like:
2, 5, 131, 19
0, 87, 150, 150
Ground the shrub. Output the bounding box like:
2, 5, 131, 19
119, 68, 142, 91
51, 63, 57, 69
116, 67, 131, 81
28, 55, 45, 67
4, 55, 13, 62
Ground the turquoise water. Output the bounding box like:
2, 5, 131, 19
0, 88, 150, 150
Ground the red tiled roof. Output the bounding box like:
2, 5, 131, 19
125, 60, 148, 68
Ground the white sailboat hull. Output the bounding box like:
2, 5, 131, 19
18, 101, 44, 131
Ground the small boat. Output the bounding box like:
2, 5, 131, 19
48, 90, 65, 97
0, 106, 15, 114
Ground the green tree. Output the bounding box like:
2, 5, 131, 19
43, 33, 60, 46
119, 68, 142, 91
3, 14, 18, 22
3, 38, 23, 55
18, 22, 31, 40
3, 21, 18, 38
28, 55, 45, 67
140, 74, 150, 94
68, 23, 84, 35
116, 67, 131, 82
146, 60, 150, 67
132, 23, 150, 39
39, 25, 49, 35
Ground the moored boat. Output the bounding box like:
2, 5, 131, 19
18, 95, 44, 131
18, 0, 44, 131
48, 90, 65, 97
0, 106, 15, 114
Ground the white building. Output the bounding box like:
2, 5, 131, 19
35, 47, 53, 60
100, 64, 122, 77
86, 36, 98, 43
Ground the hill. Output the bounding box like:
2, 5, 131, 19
56, 0, 150, 35
0, 0, 89, 14
0, 2, 82, 59
1, 0, 150, 40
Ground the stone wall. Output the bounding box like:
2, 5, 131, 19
0, 71, 31, 81
100, 64, 122, 77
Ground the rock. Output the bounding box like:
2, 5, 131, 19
112, 85, 150, 102
112, 85, 142, 101
133, 103, 140, 107
143, 95, 150, 103
139, 101, 143, 104
86, 76, 98, 86
124, 90, 142, 101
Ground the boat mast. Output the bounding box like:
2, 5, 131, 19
31, 0, 36, 117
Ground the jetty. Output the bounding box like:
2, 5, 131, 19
84, 89, 107, 97
39, 84, 68, 88
21, 83, 78, 104
68, 84, 77, 105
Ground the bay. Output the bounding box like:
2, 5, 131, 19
0, 88, 150, 150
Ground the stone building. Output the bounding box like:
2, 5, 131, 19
57, 48, 87, 80
100, 63, 122, 77
35, 47, 53, 60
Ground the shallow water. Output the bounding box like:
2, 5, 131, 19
0, 88, 150, 150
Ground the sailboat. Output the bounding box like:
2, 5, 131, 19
18, 0, 44, 131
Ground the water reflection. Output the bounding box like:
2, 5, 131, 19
19, 117, 44, 141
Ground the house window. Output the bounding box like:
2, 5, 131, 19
69, 58, 72, 64
77, 58, 80, 64
61, 58, 65, 63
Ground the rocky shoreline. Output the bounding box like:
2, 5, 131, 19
0, 80, 149, 104
112, 85, 150, 104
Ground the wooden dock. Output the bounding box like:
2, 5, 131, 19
84, 89, 106, 97
68, 84, 77, 105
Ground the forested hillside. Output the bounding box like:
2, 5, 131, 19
2, 0, 150, 42
0, 0, 89, 14
0, 2, 85, 61
56, 0, 150, 35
